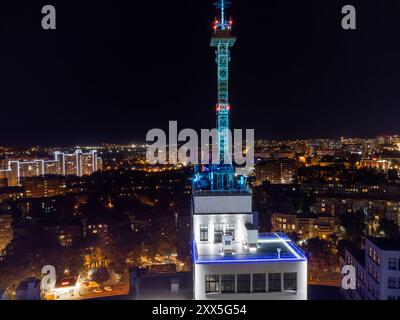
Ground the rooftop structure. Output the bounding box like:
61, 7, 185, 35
193, 233, 306, 264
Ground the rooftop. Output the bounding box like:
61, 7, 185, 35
193, 233, 306, 264
346, 246, 365, 266
368, 237, 400, 251
193, 189, 251, 197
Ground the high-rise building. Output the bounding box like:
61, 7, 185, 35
22, 176, 67, 199
341, 238, 400, 300
191, 1, 307, 300
0, 150, 102, 186
255, 159, 297, 185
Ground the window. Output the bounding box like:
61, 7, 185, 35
388, 277, 397, 289
225, 224, 235, 241
205, 275, 220, 294
284, 273, 297, 291
214, 224, 223, 243
253, 274, 266, 293
200, 224, 208, 242
388, 258, 397, 270
268, 273, 281, 292
388, 296, 396, 300
221, 275, 235, 293
237, 274, 251, 293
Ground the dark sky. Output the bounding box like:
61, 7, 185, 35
1, 0, 400, 146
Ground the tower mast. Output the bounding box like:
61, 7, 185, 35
211, 0, 236, 190
193, 1, 246, 192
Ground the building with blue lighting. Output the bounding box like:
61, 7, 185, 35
192, 1, 307, 300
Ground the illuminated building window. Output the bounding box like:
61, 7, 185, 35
214, 224, 223, 243
200, 224, 208, 242
205, 275, 220, 294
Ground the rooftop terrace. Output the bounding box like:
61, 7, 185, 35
193, 233, 306, 264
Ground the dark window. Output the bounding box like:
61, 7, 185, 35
237, 274, 251, 293
214, 224, 223, 243
200, 224, 208, 242
253, 274, 266, 292
221, 275, 235, 293
388, 277, 396, 289
268, 273, 281, 292
205, 275, 219, 294
284, 273, 297, 291
389, 258, 397, 270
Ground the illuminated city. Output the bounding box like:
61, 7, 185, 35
1, 0, 400, 311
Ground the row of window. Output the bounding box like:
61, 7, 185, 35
200, 224, 235, 243
205, 273, 297, 294
368, 247, 381, 266
368, 264, 380, 284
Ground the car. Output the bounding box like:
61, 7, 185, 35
104, 287, 113, 292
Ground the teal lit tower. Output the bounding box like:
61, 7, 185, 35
193, 0, 246, 191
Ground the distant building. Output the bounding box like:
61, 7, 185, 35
0, 213, 12, 256
255, 159, 297, 185
359, 159, 391, 171
83, 217, 111, 244
0, 186, 24, 203
302, 181, 400, 196
315, 194, 400, 227
22, 176, 67, 199
341, 238, 400, 300
271, 212, 336, 240
58, 223, 82, 247
0, 150, 102, 186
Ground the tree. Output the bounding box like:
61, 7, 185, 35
339, 210, 366, 246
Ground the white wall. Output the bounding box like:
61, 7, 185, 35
193, 195, 252, 214
366, 240, 400, 300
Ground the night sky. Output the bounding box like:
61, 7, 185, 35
1, 0, 400, 146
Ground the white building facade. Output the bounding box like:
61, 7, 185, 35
341, 238, 400, 300
192, 190, 307, 300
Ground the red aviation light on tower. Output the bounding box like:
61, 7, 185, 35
216, 103, 231, 112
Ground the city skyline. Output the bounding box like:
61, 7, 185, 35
2, 0, 400, 146
1, 0, 400, 304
